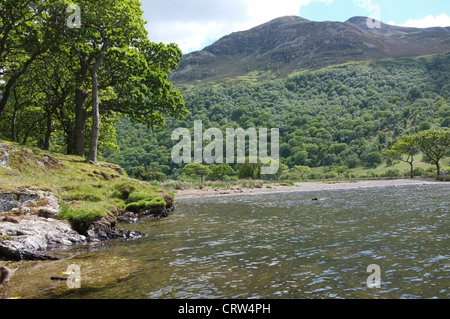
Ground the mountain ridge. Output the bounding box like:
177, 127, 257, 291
170, 16, 450, 85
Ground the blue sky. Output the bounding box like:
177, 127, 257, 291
141, 0, 450, 53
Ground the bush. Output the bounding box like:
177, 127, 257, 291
369, 171, 380, 178
307, 172, 325, 180
324, 171, 338, 179
437, 175, 450, 181
413, 167, 425, 176
384, 168, 401, 177
363, 152, 383, 168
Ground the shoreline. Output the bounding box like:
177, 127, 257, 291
175, 178, 447, 200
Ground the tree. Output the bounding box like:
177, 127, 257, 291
294, 165, 312, 180
236, 157, 262, 180
184, 163, 211, 183
46, 0, 186, 161
275, 163, 289, 181
363, 151, 383, 168
0, 0, 44, 118
382, 135, 419, 178
209, 164, 234, 181
414, 129, 450, 177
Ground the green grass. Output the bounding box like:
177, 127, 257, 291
0, 140, 173, 231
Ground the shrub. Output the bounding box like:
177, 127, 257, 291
413, 167, 425, 176
324, 171, 337, 179
384, 168, 401, 177
363, 152, 383, 167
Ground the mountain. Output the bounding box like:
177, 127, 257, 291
170, 16, 450, 84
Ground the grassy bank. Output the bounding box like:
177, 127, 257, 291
0, 141, 173, 232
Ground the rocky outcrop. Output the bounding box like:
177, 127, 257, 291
0, 215, 86, 261
0, 189, 60, 218
85, 215, 146, 242
0, 188, 153, 261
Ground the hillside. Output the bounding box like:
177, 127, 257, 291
0, 141, 174, 260
105, 53, 450, 181
170, 16, 450, 84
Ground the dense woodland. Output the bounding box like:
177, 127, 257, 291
1, 1, 449, 183
103, 54, 450, 181
0, 0, 187, 163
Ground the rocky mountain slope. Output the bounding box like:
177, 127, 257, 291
170, 16, 450, 84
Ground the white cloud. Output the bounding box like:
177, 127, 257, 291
399, 13, 450, 28
144, 0, 322, 53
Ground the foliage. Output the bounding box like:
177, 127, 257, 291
293, 166, 312, 180
0, 0, 187, 161
413, 129, 450, 176
103, 54, 450, 180
236, 158, 262, 180
184, 163, 212, 183
208, 164, 235, 181
383, 135, 420, 178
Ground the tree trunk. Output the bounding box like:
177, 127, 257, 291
436, 162, 441, 177
72, 61, 89, 156
11, 103, 18, 142
409, 162, 414, 179
43, 111, 52, 150
72, 88, 88, 156
87, 68, 100, 163
22, 121, 37, 145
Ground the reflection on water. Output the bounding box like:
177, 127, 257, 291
5, 184, 450, 299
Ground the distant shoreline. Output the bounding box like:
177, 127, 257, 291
175, 178, 447, 199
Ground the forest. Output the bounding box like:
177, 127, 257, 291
103, 54, 450, 182
0, 0, 187, 163
1, 1, 449, 183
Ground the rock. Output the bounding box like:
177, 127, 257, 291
0, 150, 9, 169
0, 241, 60, 261
0, 215, 86, 261
100, 163, 124, 176
0, 215, 20, 224
85, 216, 147, 242
117, 212, 139, 224
0, 189, 59, 218
0, 186, 172, 261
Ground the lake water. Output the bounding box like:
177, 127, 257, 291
5, 184, 450, 299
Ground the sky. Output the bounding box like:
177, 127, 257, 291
141, 0, 450, 53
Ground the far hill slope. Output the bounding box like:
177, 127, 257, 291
170, 16, 450, 84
